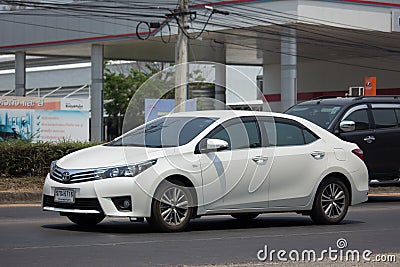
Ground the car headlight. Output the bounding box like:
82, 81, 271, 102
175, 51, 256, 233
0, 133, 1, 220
50, 160, 58, 173
94, 159, 157, 179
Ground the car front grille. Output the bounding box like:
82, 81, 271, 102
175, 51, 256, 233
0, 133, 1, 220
43, 195, 103, 212
50, 166, 98, 184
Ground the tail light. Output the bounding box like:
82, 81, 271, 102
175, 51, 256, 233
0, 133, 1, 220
352, 148, 364, 161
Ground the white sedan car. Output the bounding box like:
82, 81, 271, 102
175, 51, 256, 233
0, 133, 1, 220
42, 111, 368, 232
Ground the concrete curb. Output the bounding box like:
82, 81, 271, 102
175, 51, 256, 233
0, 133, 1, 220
0, 192, 41, 204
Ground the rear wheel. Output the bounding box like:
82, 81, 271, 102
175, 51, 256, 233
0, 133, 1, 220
147, 180, 194, 232
66, 213, 105, 226
310, 177, 350, 225
231, 213, 259, 220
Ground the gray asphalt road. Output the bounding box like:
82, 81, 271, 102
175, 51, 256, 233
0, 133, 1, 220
0, 197, 399, 267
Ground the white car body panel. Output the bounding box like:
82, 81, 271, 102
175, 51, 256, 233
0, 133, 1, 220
267, 140, 329, 208
200, 147, 271, 211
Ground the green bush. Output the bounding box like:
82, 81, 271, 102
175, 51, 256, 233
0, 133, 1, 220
0, 140, 99, 178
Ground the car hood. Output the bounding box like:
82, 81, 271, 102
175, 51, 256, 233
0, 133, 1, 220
57, 145, 172, 169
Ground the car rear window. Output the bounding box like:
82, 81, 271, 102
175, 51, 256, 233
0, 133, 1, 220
286, 105, 342, 129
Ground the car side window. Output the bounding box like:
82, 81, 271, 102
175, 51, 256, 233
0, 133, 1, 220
343, 109, 370, 131
275, 122, 304, 146
372, 109, 398, 129
262, 119, 319, 146
303, 129, 319, 144
209, 120, 261, 150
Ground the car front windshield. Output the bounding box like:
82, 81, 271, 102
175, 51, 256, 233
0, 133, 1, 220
107, 116, 217, 147
286, 105, 343, 129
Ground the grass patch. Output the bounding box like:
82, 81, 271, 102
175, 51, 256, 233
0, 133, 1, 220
0, 176, 44, 192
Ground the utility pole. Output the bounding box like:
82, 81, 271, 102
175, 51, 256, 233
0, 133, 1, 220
174, 0, 189, 113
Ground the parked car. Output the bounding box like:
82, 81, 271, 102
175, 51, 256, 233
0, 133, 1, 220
42, 110, 368, 232
286, 96, 400, 182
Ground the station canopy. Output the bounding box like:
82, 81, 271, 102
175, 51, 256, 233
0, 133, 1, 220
1, 0, 400, 66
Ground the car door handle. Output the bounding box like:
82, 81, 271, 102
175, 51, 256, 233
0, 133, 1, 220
252, 156, 268, 164
363, 135, 375, 144
310, 151, 325, 160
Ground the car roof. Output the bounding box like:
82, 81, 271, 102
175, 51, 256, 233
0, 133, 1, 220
293, 96, 400, 107
167, 109, 292, 120
166, 110, 319, 129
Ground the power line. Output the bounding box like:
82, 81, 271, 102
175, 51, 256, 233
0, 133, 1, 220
214, 10, 400, 54
2, 0, 400, 73
174, 11, 400, 72
3, 0, 400, 55
191, 0, 400, 51
209, 38, 400, 73
0, 0, 168, 18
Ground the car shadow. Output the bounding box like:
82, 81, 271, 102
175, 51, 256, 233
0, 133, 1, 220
187, 216, 363, 232
368, 195, 400, 202
41, 215, 364, 234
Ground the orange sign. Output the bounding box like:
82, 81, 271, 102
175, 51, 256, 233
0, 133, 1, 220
0, 96, 60, 110
364, 77, 376, 96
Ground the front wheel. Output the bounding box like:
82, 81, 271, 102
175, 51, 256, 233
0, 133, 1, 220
66, 213, 105, 226
147, 181, 194, 232
310, 178, 350, 225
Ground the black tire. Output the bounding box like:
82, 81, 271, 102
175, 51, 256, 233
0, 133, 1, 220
310, 177, 350, 225
147, 180, 195, 232
66, 213, 105, 226
231, 213, 259, 220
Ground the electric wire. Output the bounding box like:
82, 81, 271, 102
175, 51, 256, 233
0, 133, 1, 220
2, 0, 400, 72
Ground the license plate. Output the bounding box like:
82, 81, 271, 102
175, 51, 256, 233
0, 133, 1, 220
54, 188, 75, 204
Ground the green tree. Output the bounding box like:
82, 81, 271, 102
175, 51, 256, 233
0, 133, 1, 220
104, 62, 213, 139
104, 67, 150, 117
104, 63, 173, 139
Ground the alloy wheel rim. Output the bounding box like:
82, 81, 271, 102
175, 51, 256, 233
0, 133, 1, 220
321, 183, 346, 219
159, 187, 189, 226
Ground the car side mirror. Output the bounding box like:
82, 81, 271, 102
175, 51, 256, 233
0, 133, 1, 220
200, 138, 229, 153
340, 120, 355, 132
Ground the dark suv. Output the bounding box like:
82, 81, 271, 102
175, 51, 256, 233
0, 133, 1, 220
285, 96, 400, 182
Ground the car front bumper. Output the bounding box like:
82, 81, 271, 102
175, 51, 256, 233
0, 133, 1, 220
42, 173, 153, 218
